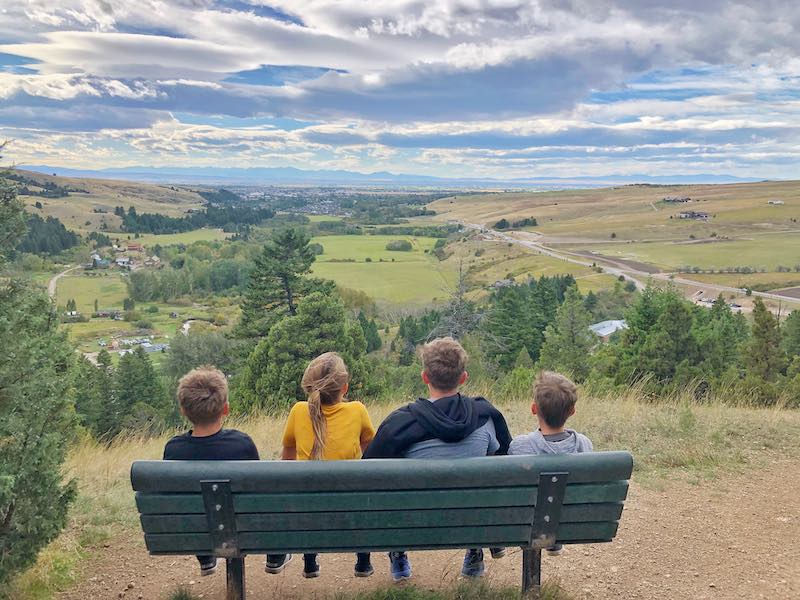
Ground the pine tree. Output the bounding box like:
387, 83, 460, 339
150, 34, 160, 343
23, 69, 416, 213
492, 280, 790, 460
357, 312, 382, 352
782, 310, 800, 360
539, 287, 595, 382
236, 228, 333, 339
744, 298, 786, 382
233, 292, 367, 412
0, 167, 77, 589
101, 347, 166, 437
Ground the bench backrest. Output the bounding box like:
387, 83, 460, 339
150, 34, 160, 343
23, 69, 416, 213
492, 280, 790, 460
131, 451, 633, 557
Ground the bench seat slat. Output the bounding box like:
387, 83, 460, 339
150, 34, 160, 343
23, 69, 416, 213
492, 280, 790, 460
143, 522, 618, 554
135, 481, 629, 515
139, 504, 624, 534
131, 453, 633, 493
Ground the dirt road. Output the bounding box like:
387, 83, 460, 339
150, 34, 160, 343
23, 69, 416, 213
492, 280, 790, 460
58, 459, 800, 600
47, 265, 80, 298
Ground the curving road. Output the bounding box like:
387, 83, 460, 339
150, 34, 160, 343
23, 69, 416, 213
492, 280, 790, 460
463, 222, 800, 307
47, 264, 81, 298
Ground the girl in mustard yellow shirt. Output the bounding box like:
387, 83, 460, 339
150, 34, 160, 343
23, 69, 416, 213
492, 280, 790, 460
280, 352, 376, 578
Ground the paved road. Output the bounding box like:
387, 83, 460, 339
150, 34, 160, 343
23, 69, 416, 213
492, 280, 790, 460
464, 223, 800, 307
47, 264, 80, 298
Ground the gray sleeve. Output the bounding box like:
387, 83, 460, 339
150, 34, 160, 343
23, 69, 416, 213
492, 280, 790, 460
484, 419, 500, 455
508, 434, 528, 456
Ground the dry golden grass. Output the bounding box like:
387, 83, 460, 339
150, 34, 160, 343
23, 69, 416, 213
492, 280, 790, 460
13, 384, 800, 598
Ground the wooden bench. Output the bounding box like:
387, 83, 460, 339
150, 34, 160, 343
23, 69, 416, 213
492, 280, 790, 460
131, 451, 633, 599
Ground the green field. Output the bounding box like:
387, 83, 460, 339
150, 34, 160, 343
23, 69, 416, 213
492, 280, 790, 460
131, 228, 229, 247
584, 232, 800, 272
311, 235, 455, 305
55, 272, 127, 313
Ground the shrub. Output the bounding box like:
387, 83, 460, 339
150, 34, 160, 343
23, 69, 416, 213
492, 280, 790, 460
385, 239, 413, 251
146, 305, 159, 313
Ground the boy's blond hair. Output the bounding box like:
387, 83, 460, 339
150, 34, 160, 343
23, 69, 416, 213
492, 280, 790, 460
177, 366, 228, 426
534, 371, 578, 429
421, 337, 468, 391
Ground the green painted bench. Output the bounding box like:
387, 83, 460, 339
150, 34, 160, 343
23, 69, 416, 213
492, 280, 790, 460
131, 451, 633, 599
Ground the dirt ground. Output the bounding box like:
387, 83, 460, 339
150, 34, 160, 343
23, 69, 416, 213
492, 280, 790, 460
59, 459, 800, 600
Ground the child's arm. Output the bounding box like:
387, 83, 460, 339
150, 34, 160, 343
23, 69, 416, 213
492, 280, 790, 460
280, 405, 298, 460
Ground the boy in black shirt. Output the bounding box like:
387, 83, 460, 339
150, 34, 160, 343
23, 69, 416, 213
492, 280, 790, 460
163, 367, 290, 576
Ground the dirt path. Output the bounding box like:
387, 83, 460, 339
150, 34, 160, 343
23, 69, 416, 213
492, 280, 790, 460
47, 265, 80, 298
59, 459, 800, 600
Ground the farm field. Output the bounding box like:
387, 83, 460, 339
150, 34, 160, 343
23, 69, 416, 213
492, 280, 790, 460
311, 234, 453, 305
689, 271, 800, 291
55, 272, 127, 313
429, 180, 800, 243
570, 232, 800, 272
131, 228, 229, 247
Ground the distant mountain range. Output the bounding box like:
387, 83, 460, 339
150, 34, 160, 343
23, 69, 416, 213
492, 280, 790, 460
19, 164, 766, 188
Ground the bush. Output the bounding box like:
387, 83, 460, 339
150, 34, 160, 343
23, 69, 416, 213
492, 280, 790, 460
135, 319, 153, 329
385, 239, 413, 251
146, 305, 159, 313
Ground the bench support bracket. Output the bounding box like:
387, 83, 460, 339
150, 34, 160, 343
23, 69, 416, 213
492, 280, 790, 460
226, 557, 245, 600
522, 471, 568, 598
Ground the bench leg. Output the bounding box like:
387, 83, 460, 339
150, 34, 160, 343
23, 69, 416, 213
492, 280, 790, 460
226, 557, 245, 600
521, 547, 542, 599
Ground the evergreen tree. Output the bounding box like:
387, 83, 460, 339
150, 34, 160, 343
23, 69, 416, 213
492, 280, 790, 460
744, 298, 786, 382
101, 347, 166, 437
73, 356, 111, 435
358, 312, 382, 353
234, 293, 367, 412
0, 168, 77, 589
538, 287, 594, 382
236, 228, 333, 338
782, 310, 800, 360
637, 294, 697, 385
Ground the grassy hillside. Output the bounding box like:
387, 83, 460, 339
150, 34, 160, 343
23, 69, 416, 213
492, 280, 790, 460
11, 169, 206, 233
430, 181, 800, 243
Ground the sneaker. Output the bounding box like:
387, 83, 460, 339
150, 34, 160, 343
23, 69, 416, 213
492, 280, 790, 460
489, 547, 506, 559
265, 554, 292, 574
388, 551, 412, 582
354, 555, 374, 578
547, 544, 564, 556
303, 555, 320, 578
199, 557, 217, 576
461, 548, 485, 578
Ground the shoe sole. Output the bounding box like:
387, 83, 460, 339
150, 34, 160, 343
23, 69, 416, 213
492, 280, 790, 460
461, 570, 486, 578
200, 566, 217, 577
546, 550, 564, 556
303, 571, 320, 578
490, 551, 506, 559
354, 569, 374, 578
391, 573, 412, 582
265, 555, 293, 574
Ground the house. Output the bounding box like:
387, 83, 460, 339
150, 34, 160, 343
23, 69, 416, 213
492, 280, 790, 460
768, 200, 785, 205
144, 255, 161, 267
589, 319, 628, 342
115, 256, 132, 268
678, 211, 710, 221
127, 243, 144, 252
95, 309, 121, 318
663, 196, 691, 203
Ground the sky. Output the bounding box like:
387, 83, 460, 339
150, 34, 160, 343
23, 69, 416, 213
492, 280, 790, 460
1, 0, 799, 179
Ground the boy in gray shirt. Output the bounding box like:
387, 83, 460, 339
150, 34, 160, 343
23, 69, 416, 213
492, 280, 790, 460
509, 371, 592, 555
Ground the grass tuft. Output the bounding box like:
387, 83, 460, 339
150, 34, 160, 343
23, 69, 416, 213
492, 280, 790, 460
167, 587, 202, 600
331, 581, 571, 600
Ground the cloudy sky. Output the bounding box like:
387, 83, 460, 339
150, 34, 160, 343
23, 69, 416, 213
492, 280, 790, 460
1, 1, 799, 178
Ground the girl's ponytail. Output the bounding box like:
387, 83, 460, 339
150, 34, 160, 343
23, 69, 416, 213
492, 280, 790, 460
308, 387, 326, 460
301, 352, 349, 461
